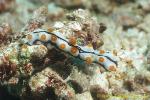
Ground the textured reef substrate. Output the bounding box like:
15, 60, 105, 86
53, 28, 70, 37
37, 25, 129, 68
0, 0, 150, 100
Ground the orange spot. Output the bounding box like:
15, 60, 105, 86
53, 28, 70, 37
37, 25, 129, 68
108, 65, 116, 71
27, 34, 32, 40
51, 35, 57, 43
99, 50, 105, 54
59, 43, 66, 50
99, 57, 105, 62
70, 47, 78, 54
69, 37, 76, 45
85, 57, 92, 64
40, 34, 46, 41
47, 27, 54, 33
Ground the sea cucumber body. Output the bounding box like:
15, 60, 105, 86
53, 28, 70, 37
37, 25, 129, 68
25, 29, 117, 71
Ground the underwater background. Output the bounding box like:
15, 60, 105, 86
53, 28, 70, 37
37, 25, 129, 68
0, 0, 150, 100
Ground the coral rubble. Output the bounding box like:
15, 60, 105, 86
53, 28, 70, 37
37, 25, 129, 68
0, 0, 150, 100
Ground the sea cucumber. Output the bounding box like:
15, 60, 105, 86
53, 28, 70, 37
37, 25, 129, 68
25, 29, 117, 71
